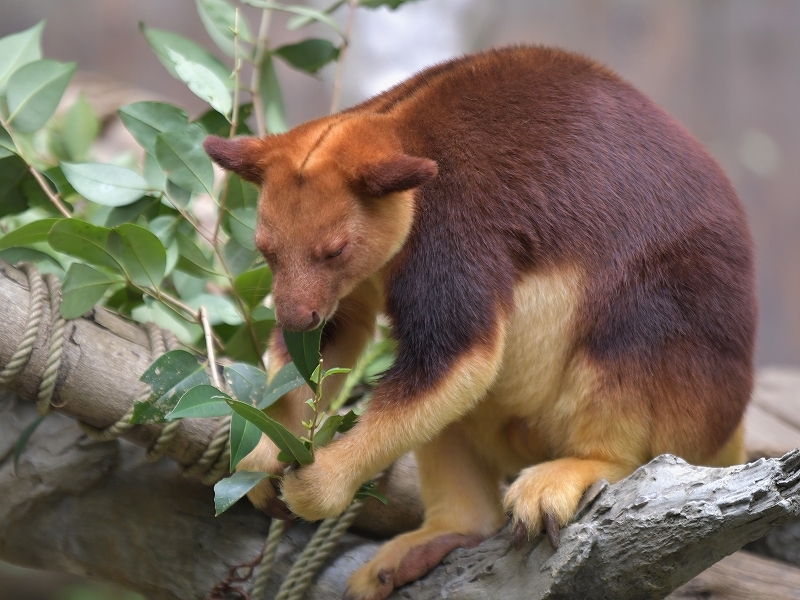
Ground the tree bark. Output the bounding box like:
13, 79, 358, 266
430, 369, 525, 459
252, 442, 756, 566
2, 258, 800, 599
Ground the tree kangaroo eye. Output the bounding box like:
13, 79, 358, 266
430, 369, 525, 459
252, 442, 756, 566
325, 245, 346, 259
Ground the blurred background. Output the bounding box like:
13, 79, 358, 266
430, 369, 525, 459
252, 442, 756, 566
0, 0, 798, 596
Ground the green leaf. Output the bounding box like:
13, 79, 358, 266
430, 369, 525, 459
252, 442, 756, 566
322, 367, 351, 379
314, 414, 342, 448
61, 162, 150, 207
260, 362, 305, 409
0, 247, 63, 272
227, 206, 257, 250
134, 350, 211, 423
274, 39, 339, 74
220, 236, 259, 276
167, 47, 232, 117
0, 217, 61, 250
196, 0, 253, 56
229, 413, 261, 470
283, 327, 323, 392
62, 94, 100, 161
197, 104, 252, 137
6, 59, 76, 133
241, 2, 343, 35
0, 122, 18, 157
287, 0, 346, 30
105, 196, 161, 227
251, 305, 275, 322
140, 23, 233, 89
131, 299, 203, 345
354, 480, 387, 504
214, 471, 271, 515
155, 123, 214, 194
222, 172, 259, 212
223, 319, 274, 364
224, 363, 268, 406
119, 102, 189, 156
175, 230, 217, 276
13, 415, 44, 475
188, 293, 243, 325
60, 263, 124, 319
108, 223, 167, 288
0, 22, 44, 94
259, 55, 287, 134
0, 155, 30, 217
47, 219, 122, 272
234, 265, 272, 309
165, 384, 233, 419
226, 399, 314, 465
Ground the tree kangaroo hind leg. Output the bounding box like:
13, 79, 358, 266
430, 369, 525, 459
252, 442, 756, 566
345, 423, 504, 600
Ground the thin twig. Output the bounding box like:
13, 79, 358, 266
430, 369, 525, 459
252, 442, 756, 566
229, 8, 242, 138
200, 306, 222, 388
329, 0, 359, 114
249, 8, 274, 137
0, 114, 72, 218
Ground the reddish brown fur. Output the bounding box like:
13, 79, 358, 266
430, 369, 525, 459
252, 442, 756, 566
205, 45, 756, 599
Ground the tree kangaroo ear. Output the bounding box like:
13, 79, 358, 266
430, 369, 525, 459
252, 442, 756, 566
354, 154, 438, 197
203, 135, 266, 184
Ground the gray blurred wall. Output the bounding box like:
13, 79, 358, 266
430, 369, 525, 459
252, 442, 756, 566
1, 0, 798, 368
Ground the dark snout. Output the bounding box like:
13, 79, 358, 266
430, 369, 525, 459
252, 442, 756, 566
276, 304, 322, 332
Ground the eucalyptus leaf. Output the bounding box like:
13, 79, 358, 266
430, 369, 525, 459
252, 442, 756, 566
354, 480, 388, 504
131, 300, 203, 345
287, 0, 345, 30
60, 263, 123, 319
6, 59, 76, 133
229, 413, 262, 470
234, 265, 272, 308
274, 39, 339, 74
140, 23, 233, 88
196, 0, 253, 56
108, 223, 167, 288
0, 247, 63, 272
260, 362, 305, 409
61, 162, 150, 207
175, 230, 217, 276
134, 350, 210, 423
187, 293, 242, 325
223, 319, 273, 364
224, 363, 269, 406
155, 123, 214, 194
62, 94, 100, 161
165, 384, 233, 419
197, 104, 253, 137
241, 1, 343, 35
214, 471, 271, 516
283, 327, 323, 392
226, 399, 314, 465
0, 217, 60, 250
227, 206, 257, 250
47, 220, 122, 272
0, 155, 29, 217
105, 196, 161, 227
221, 236, 260, 276
167, 48, 232, 117
0, 122, 18, 157
259, 54, 287, 134
0, 21, 44, 94
119, 102, 189, 156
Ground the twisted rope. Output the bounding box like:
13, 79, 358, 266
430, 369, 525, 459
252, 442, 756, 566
250, 518, 287, 599
0, 263, 46, 387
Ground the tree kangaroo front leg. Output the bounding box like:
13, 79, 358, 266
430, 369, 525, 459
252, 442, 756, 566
237, 279, 381, 515
280, 321, 506, 522
345, 423, 504, 600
